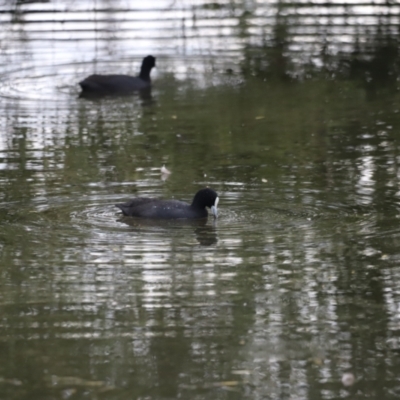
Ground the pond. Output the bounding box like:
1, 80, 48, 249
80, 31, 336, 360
1, 1, 400, 399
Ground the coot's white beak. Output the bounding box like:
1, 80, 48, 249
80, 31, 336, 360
210, 196, 219, 219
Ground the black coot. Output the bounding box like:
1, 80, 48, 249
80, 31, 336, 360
115, 188, 219, 219
79, 55, 156, 96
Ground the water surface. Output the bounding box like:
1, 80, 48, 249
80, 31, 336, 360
1, 1, 400, 400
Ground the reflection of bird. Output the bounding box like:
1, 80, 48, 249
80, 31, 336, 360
195, 224, 218, 246
115, 188, 219, 219
79, 55, 156, 96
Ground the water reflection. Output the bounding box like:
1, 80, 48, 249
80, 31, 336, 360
116, 216, 218, 246
78, 85, 154, 103
1, 1, 400, 400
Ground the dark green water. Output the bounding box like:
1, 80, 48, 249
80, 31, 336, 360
2, 1, 400, 400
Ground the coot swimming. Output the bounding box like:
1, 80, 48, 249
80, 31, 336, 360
79, 55, 156, 96
115, 188, 219, 219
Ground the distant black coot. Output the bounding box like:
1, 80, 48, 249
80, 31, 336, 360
79, 55, 156, 96
115, 188, 219, 219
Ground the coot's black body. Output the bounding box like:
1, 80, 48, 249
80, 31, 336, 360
79, 55, 156, 96
115, 188, 219, 219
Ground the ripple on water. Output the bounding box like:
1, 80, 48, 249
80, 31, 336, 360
1, 188, 394, 261
0, 186, 397, 345
8, 193, 220, 250
0, 60, 154, 103
0, 64, 78, 101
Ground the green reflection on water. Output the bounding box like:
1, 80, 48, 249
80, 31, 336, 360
1, 75, 400, 400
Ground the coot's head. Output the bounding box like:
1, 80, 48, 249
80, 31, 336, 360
140, 55, 156, 81
191, 188, 219, 218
